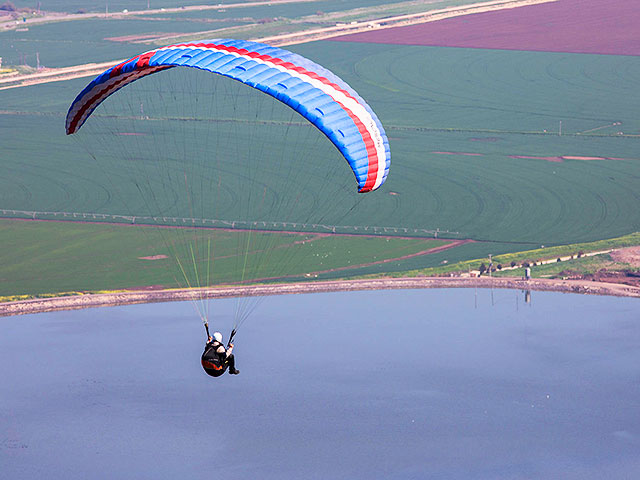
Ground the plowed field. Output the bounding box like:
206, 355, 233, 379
332, 0, 640, 56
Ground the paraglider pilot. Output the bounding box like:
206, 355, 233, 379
201, 331, 239, 377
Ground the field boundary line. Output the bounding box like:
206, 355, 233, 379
0, 0, 556, 90
262, 0, 557, 46
0, 208, 459, 238
0, 0, 316, 31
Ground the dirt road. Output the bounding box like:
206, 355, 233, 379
261, 0, 556, 46
0, 0, 316, 31
0, 60, 126, 91
0, 0, 555, 90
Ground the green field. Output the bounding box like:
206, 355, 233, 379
494, 254, 615, 278
0, 17, 250, 67
2, 44, 638, 241
9, 0, 467, 16
0, 219, 448, 296
11, 0, 263, 13
1, 34, 639, 296
0, 0, 478, 68
140, 0, 483, 45
365, 232, 640, 280
147, 0, 418, 20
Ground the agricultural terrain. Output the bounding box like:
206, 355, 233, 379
333, 0, 640, 56
1, 0, 639, 298
0, 219, 454, 296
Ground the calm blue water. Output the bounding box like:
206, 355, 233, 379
1, 288, 639, 479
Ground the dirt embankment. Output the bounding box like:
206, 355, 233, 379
1, 276, 638, 317
580, 246, 640, 287
610, 246, 640, 266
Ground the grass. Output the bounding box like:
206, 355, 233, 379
9, 0, 470, 15
146, 0, 415, 20
10, 0, 260, 13
371, 232, 640, 279
1, 0, 463, 67
145, 0, 483, 44
492, 254, 615, 278
482, 233, 640, 269
1, 39, 640, 294
0, 17, 250, 68
293, 42, 640, 134
0, 218, 448, 296
3, 45, 639, 246
314, 240, 527, 279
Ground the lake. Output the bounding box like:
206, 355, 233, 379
2, 288, 639, 479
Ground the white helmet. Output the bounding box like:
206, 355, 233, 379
213, 331, 223, 343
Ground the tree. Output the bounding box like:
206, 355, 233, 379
510, 261, 516, 267
479, 263, 486, 275
497, 264, 502, 270
578, 250, 584, 258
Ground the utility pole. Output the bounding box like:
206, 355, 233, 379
559, 120, 562, 136
36, 52, 40, 70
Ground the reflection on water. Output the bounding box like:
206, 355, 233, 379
1, 289, 639, 479
476, 288, 532, 310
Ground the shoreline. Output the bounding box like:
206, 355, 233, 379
1, 276, 638, 317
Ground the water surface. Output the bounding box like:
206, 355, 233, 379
2, 288, 639, 479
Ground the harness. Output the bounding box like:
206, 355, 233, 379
201, 341, 228, 375
201, 358, 224, 371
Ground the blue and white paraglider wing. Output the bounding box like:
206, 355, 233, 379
65, 39, 390, 192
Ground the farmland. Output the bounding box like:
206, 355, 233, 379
3, 45, 638, 240
332, 0, 640, 56
0, 17, 249, 67
0, 0, 483, 68
9, 0, 412, 14
0, 218, 450, 296
1, 0, 639, 296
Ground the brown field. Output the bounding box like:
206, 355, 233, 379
332, 0, 640, 56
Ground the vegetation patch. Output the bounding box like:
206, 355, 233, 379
0, 218, 449, 297
371, 232, 640, 279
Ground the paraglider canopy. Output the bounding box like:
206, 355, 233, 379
65, 39, 392, 340
66, 39, 391, 193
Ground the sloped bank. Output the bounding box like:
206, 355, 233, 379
1, 276, 638, 317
